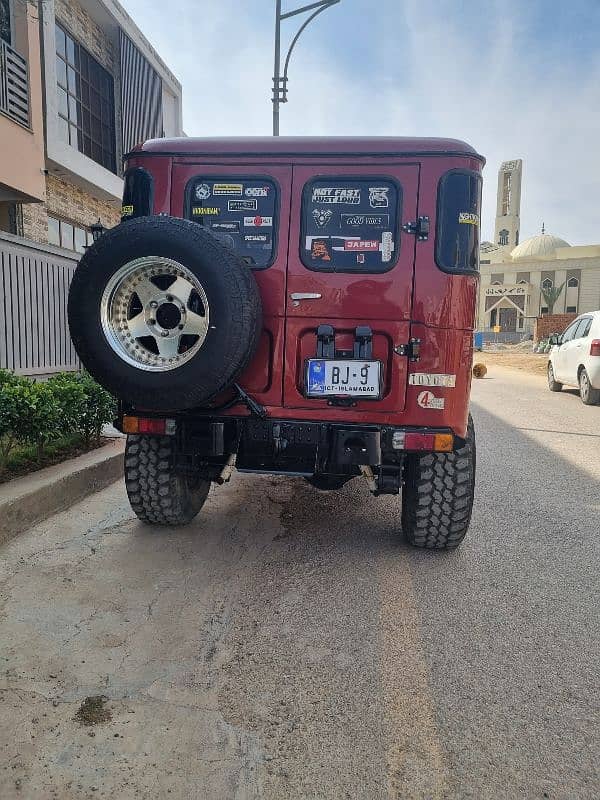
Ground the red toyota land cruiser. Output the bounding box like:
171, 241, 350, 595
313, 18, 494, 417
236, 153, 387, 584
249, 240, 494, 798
68, 137, 484, 549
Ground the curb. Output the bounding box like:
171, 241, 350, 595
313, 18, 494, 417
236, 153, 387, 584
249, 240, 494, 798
0, 438, 125, 547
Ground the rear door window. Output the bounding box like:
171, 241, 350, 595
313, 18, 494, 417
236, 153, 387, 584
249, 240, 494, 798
575, 318, 592, 338
436, 170, 482, 273
300, 177, 401, 273
186, 176, 278, 269
561, 321, 581, 342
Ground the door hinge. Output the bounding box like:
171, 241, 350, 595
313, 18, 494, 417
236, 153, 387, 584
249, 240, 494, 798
394, 338, 421, 362
402, 215, 430, 241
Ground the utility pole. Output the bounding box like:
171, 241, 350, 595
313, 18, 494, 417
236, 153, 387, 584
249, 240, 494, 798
272, 0, 341, 136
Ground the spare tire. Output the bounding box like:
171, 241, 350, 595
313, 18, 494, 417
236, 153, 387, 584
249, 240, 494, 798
68, 216, 262, 411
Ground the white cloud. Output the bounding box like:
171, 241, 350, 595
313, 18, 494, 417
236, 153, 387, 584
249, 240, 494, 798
121, 0, 600, 244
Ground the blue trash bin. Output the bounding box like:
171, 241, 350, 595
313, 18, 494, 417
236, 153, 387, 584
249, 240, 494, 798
474, 332, 484, 351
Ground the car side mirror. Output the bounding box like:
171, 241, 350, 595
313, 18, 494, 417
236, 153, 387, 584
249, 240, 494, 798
549, 334, 561, 346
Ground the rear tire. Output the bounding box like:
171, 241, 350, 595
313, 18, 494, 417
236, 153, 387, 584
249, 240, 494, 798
68, 216, 262, 411
579, 368, 600, 405
125, 434, 210, 526
548, 362, 563, 392
401, 415, 476, 550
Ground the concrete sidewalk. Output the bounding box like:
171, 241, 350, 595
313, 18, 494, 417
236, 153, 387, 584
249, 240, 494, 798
0, 438, 124, 546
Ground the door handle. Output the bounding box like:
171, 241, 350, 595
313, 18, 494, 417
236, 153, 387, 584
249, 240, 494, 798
290, 292, 322, 306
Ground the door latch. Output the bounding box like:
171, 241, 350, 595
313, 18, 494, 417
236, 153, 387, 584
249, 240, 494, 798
290, 292, 322, 307
402, 216, 430, 241
394, 338, 421, 362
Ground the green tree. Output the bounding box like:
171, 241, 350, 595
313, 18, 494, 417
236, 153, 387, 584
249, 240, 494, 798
541, 282, 565, 315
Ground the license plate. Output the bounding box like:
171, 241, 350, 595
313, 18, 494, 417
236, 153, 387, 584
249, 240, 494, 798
305, 359, 382, 398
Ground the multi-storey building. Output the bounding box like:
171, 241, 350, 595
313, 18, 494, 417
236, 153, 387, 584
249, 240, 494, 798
1, 0, 183, 249
1, 0, 184, 374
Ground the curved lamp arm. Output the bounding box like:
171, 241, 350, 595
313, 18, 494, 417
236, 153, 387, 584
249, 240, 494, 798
283, 0, 341, 85
273, 0, 341, 134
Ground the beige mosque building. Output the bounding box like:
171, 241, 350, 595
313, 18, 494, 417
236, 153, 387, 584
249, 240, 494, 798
478, 159, 600, 334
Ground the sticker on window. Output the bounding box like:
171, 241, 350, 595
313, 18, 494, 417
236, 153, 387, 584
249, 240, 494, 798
312, 209, 334, 228
245, 186, 269, 197
192, 207, 220, 216
195, 183, 211, 200
458, 212, 479, 225
229, 199, 257, 212
344, 239, 379, 251
312, 187, 361, 205
368, 187, 389, 208
302, 178, 400, 272
212, 221, 240, 233
213, 183, 243, 196
244, 215, 272, 227
188, 177, 278, 269
340, 213, 389, 230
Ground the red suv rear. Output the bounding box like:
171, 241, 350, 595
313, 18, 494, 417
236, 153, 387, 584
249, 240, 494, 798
68, 137, 484, 549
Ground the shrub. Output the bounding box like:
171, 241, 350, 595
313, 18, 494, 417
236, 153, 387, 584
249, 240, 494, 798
74, 372, 116, 446
0, 370, 116, 472
10, 380, 62, 458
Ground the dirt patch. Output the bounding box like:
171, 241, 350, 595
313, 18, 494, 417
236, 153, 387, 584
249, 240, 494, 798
74, 695, 112, 726
474, 351, 548, 377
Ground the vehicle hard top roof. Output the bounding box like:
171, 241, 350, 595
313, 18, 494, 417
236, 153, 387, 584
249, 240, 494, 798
128, 136, 484, 163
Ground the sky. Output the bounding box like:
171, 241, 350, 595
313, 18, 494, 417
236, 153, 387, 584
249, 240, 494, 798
119, 0, 600, 245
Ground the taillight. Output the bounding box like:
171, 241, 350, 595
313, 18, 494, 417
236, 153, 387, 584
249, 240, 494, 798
393, 431, 454, 452
590, 339, 600, 357
122, 416, 176, 435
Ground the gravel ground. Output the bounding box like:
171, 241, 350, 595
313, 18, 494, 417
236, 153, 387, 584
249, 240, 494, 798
0, 365, 598, 799
475, 350, 549, 375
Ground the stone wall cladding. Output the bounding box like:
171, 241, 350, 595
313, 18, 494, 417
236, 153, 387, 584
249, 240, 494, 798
21, 204, 49, 244
55, 0, 115, 72
21, 175, 120, 244
46, 175, 120, 231
534, 313, 578, 342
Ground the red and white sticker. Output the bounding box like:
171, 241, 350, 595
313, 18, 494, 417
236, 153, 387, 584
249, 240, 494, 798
244, 215, 273, 227
417, 390, 445, 410
344, 239, 379, 251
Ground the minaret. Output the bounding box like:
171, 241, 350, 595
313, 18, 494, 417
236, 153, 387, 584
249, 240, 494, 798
494, 159, 522, 249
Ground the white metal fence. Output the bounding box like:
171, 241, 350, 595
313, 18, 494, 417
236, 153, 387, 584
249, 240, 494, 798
0, 231, 79, 375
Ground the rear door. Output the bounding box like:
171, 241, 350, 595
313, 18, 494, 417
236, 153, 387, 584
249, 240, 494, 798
554, 318, 583, 383
565, 317, 593, 384
171, 163, 292, 407
284, 163, 419, 411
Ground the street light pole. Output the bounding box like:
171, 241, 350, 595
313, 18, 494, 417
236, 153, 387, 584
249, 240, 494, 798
272, 0, 341, 136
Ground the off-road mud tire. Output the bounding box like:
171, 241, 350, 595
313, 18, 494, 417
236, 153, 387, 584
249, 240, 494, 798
125, 434, 210, 526
401, 415, 476, 549
547, 362, 562, 392
68, 216, 262, 411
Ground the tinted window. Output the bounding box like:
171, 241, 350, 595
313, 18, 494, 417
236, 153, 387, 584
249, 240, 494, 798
122, 167, 154, 219
301, 178, 400, 273
575, 318, 592, 339
561, 321, 581, 342
55, 23, 116, 173
436, 170, 482, 273
186, 177, 277, 269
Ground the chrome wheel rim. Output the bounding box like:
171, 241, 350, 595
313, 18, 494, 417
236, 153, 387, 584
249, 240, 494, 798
100, 257, 210, 372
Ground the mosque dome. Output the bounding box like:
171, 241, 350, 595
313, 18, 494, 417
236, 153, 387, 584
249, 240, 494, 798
511, 232, 570, 261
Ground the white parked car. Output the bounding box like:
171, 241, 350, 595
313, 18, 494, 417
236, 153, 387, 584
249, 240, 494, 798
547, 311, 600, 404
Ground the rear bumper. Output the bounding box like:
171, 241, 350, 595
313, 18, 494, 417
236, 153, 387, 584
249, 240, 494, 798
116, 411, 459, 478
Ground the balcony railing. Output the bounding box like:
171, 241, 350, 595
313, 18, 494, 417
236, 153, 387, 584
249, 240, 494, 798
0, 39, 30, 128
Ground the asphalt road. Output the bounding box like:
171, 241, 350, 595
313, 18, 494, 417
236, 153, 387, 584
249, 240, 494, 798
1, 366, 599, 800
